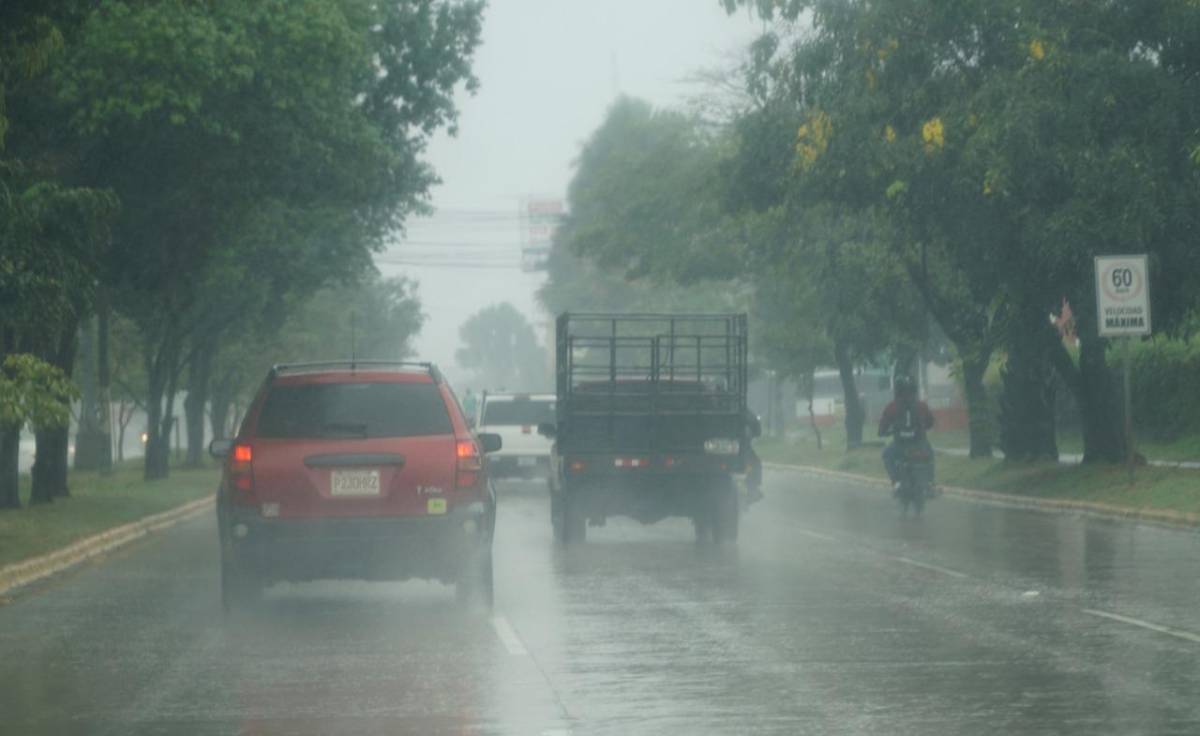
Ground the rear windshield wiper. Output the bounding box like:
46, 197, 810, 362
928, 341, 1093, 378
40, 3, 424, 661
320, 422, 369, 438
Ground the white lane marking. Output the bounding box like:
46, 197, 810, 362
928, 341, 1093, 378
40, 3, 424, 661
796, 529, 836, 542
892, 556, 970, 579
1082, 609, 1200, 645
491, 615, 529, 656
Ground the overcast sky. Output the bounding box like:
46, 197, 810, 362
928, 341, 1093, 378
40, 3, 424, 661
376, 1, 763, 387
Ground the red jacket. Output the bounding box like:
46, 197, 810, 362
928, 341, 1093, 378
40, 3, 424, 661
879, 400, 935, 438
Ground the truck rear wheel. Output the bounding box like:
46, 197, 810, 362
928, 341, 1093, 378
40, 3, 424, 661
711, 476, 739, 545
563, 491, 587, 543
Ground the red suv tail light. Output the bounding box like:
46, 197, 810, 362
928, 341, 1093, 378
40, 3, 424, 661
230, 443, 254, 493
456, 439, 482, 489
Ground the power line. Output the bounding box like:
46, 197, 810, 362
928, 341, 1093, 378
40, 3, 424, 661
386, 240, 528, 249
374, 256, 525, 270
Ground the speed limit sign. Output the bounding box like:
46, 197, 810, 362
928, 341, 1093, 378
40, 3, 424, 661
1095, 255, 1151, 337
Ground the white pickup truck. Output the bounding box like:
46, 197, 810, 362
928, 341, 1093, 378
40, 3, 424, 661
475, 393, 556, 480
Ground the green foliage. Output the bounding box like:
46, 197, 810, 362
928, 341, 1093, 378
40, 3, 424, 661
0, 354, 79, 431
719, 0, 1200, 460
1, 2, 118, 358
37, 0, 482, 477
0, 179, 117, 336
539, 245, 748, 317
559, 97, 743, 283
1128, 336, 1200, 442
456, 303, 548, 392
215, 273, 426, 405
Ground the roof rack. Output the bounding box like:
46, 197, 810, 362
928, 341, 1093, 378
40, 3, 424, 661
269, 361, 442, 382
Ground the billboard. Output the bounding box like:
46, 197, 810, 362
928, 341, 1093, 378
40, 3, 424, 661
521, 198, 563, 272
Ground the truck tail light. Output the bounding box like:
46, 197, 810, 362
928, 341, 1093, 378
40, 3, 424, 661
456, 439, 482, 489
614, 457, 650, 469
230, 444, 254, 493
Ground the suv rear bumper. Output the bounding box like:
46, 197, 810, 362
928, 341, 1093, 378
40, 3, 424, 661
220, 503, 492, 585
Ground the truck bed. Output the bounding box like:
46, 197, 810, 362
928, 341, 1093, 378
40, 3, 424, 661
554, 313, 748, 455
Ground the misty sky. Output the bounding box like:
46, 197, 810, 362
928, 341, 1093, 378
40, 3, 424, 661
376, 1, 762, 387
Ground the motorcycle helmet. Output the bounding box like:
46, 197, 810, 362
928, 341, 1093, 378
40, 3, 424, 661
893, 374, 917, 400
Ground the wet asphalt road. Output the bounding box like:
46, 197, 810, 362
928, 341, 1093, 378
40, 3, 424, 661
2, 468, 1199, 735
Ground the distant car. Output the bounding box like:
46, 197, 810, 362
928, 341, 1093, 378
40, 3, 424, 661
210, 361, 502, 611
475, 392, 555, 480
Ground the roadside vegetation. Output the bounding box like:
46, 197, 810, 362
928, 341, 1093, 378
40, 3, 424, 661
757, 430, 1200, 518
0, 462, 219, 568
1, 1, 484, 508
541, 1, 1200, 493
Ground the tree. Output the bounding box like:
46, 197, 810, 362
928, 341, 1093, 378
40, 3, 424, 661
723, 88, 927, 447
0, 355, 78, 508
56, 0, 483, 479
559, 97, 744, 283
456, 304, 548, 392
108, 314, 147, 464
724, 0, 1200, 462
204, 273, 425, 448
2, 1, 117, 500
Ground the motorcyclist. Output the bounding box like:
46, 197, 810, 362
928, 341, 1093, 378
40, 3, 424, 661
878, 375, 934, 492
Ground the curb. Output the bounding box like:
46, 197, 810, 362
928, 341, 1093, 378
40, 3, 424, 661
0, 495, 215, 598
764, 462, 1200, 530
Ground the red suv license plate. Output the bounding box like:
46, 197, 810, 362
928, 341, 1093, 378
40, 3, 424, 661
331, 469, 381, 497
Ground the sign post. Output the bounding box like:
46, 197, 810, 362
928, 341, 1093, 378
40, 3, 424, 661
1094, 255, 1152, 484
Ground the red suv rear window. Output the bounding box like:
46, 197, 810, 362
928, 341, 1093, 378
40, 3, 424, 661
255, 382, 453, 439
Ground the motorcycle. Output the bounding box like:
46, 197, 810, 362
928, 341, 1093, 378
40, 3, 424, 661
893, 436, 935, 515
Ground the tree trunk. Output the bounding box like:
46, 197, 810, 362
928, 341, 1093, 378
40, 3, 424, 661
1049, 328, 1125, 463
32, 325, 79, 501
30, 426, 70, 505
210, 388, 232, 441
0, 328, 16, 509
144, 342, 174, 481
960, 351, 994, 458
74, 317, 102, 470
184, 343, 214, 468
116, 404, 128, 464
998, 312, 1059, 462
772, 375, 785, 437
96, 289, 113, 472
802, 372, 823, 451
74, 311, 113, 472
833, 339, 864, 448
0, 425, 20, 510
1076, 332, 1125, 463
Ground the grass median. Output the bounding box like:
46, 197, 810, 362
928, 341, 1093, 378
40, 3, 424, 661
926, 427, 1200, 464
0, 462, 219, 568
757, 427, 1200, 518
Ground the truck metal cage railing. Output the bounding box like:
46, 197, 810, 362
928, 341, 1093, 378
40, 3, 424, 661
269, 361, 442, 381
555, 314, 749, 445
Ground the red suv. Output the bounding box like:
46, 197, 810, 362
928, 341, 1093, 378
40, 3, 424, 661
210, 361, 501, 610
